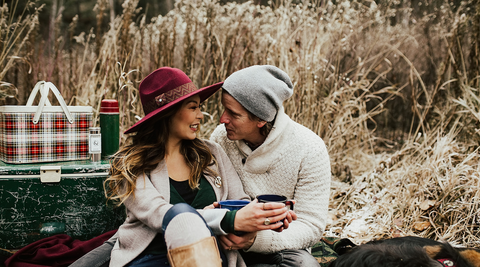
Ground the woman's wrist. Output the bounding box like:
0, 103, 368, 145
220, 210, 237, 233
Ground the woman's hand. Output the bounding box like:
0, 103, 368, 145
219, 232, 257, 251
233, 199, 290, 232
203, 203, 216, 210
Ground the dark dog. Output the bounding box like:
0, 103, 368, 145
329, 236, 480, 267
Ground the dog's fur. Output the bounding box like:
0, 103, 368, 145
329, 236, 480, 267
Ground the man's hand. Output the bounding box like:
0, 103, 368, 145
282, 200, 297, 227
279, 210, 297, 230
233, 199, 290, 232
219, 232, 257, 251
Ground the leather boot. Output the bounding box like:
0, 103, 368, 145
167, 236, 222, 267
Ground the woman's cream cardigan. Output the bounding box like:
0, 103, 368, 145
109, 140, 249, 267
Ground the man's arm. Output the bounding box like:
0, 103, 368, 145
247, 138, 331, 253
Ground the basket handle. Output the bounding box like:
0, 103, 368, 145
32, 82, 74, 124
26, 81, 52, 107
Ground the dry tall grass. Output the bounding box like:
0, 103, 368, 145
1, 0, 479, 247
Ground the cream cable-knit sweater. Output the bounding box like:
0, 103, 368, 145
210, 107, 331, 253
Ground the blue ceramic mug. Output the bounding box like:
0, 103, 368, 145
218, 200, 250, 211
217, 200, 250, 236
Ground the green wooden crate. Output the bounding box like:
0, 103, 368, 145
0, 160, 125, 250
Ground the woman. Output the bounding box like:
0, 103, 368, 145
77, 67, 291, 267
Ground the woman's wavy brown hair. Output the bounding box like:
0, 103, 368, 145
104, 103, 217, 206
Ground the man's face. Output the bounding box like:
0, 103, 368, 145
219, 91, 264, 142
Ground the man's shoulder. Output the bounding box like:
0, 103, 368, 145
202, 139, 230, 162
210, 124, 227, 140
288, 119, 325, 145
203, 139, 218, 149
209, 124, 236, 152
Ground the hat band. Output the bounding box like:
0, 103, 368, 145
144, 82, 197, 114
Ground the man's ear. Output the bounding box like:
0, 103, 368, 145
257, 120, 267, 128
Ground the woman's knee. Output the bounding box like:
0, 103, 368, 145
282, 249, 320, 267
162, 203, 205, 232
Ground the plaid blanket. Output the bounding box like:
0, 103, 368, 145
2, 235, 355, 267
3, 230, 116, 267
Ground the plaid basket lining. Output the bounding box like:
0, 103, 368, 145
0, 112, 92, 163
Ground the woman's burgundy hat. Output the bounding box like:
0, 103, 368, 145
124, 67, 223, 134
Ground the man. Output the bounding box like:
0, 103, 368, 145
210, 65, 331, 267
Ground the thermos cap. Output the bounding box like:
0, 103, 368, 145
100, 99, 119, 113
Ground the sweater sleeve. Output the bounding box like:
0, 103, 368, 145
246, 136, 331, 253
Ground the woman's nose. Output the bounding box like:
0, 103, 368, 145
197, 109, 204, 119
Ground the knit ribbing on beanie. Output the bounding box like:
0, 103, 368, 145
222, 65, 293, 122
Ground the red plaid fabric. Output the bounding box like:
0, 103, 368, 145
0, 112, 92, 163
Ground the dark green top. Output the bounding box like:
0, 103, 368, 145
142, 175, 236, 255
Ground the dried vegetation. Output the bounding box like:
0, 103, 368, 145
1, 0, 480, 247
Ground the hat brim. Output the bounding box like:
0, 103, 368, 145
124, 81, 223, 134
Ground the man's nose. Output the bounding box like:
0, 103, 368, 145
219, 112, 229, 124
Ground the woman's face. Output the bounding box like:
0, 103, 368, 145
169, 95, 204, 142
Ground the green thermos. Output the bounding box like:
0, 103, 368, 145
100, 99, 120, 159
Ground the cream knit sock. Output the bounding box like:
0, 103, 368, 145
164, 213, 212, 250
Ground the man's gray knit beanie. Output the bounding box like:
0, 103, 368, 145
222, 65, 293, 122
